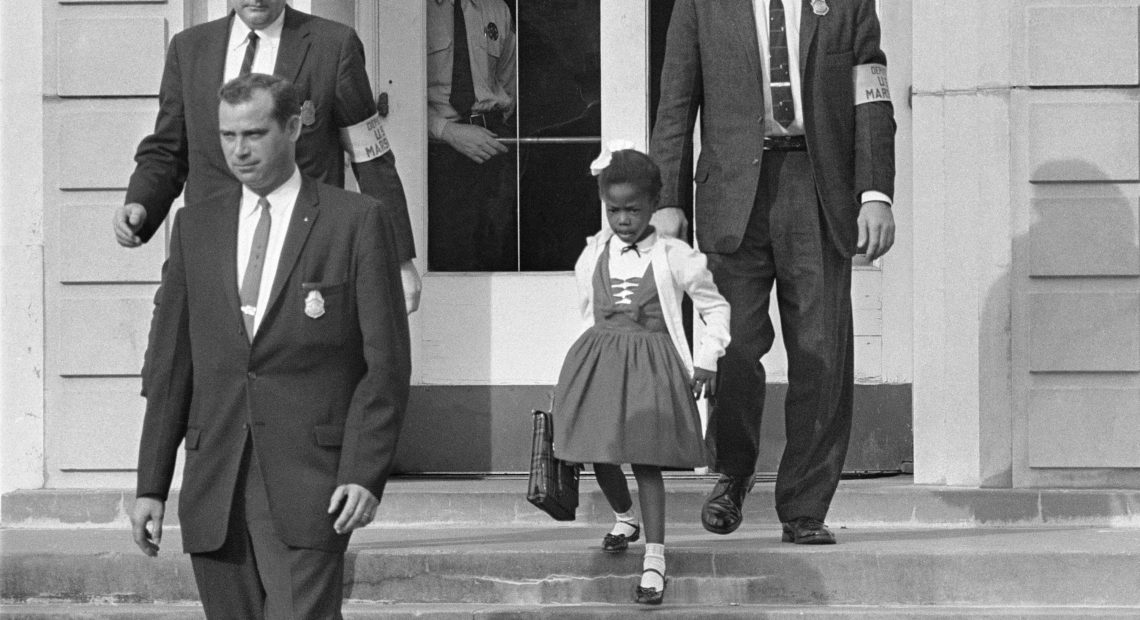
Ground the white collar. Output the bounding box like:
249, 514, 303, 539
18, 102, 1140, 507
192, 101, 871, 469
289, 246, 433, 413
611, 229, 657, 252
228, 7, 286, 54
241, 166, 301, 219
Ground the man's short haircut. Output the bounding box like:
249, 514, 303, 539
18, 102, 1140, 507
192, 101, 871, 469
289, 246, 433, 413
218, 73, 300, 128
597, 149, 663, 201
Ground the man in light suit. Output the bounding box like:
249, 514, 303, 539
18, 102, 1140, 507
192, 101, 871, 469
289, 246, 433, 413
651, 0, 896, 544
113, 0, 421, 313
130, 73, 410, 618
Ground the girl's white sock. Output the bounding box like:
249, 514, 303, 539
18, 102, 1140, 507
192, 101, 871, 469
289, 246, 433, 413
641, 543, 666, 590
610, 508, 639, 538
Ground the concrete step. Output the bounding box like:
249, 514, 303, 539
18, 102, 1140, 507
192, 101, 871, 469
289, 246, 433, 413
4, 526, 1140, 608
6, 476, 1140, 529
4, 602, 1140, 619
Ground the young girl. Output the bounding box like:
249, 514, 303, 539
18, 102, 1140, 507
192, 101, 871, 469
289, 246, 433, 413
552, 146, 730, 605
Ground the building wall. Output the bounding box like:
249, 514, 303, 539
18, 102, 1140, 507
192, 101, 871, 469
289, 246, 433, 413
912, 0, 1140, 488
3, 0, 915, 493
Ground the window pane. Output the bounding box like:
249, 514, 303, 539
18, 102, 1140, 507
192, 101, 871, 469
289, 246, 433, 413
427, 0, 600, 273
517, 0, 601, 271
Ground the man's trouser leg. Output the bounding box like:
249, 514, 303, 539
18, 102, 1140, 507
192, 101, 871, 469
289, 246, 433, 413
765, 151, 855, 523
191, 439, 345, 619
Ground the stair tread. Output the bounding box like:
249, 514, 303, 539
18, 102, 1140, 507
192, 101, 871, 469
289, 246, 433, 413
4, 524, 1139, 557
4, 602, 1140, 619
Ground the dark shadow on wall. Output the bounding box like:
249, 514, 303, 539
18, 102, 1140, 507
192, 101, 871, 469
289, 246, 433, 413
965, 158, 1139, 494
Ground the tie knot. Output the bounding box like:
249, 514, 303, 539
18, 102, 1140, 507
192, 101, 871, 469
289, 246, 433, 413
247, 31, 259, 43
257, 197, 271, 212
621, 243, 640, 256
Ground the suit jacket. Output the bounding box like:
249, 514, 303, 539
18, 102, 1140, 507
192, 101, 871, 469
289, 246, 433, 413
126, 6, 415, 261
650, 0, 896, 257
136, 176, 411, 554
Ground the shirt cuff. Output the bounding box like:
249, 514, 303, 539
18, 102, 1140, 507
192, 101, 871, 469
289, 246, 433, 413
429, 117, 451, 141
861, 191, 892, 206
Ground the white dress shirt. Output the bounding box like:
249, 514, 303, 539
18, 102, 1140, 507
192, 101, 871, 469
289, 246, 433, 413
224, 9, 286, 81
754, 0, 890, 206
237, 167, 301, 335
754, 0, 805, 137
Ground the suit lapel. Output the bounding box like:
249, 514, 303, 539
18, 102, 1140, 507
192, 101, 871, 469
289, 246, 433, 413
217, 185, 244, 332
799, 0, 820, 79
261, 177, 320, 326
274, 6, 312, 84
731, 0, 764, 95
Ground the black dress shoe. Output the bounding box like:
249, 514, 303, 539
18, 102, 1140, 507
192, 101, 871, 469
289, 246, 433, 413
635, 568, 666, 605
781, 517, 836, 544
602, 523, 640, 553
701, 474, 755, 535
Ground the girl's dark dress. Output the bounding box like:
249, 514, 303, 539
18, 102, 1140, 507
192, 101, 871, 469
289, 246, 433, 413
553, 243, 708, 467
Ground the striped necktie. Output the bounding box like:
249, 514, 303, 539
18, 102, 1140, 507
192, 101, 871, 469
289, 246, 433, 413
768, 0, 794, 128
239, 31, 259, 76
239, 197, 271, 342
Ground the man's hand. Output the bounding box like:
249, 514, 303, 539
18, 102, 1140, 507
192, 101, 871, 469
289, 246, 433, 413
401, 260, 422, 315
328, 483, 379, 535
856, 201, 895, 261
691, 367, 717, 399
130, 497, 165, 557
651, 206, 689, 239
113, 203, 148, 248
441, 122, 508, 164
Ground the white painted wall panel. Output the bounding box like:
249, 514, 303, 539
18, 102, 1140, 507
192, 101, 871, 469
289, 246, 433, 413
419, 274, 580, 384
57, 107, 156, 189
60, 203, 165, 282
1028, 102, 1139, 182
53, 380, 145, 470
1030, 197, 1140, 277
1025, 6, 1138, 87
57, 295, 153, 376
57, 18, 166, 96
1029, 388, 1140, 467
1029, 292, 1140, 372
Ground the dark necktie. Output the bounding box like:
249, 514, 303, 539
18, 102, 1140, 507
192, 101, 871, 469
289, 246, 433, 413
621, 243, 640, 257
449, 0, 477, 117
239, 31, 259, 76
768, 0, 794, 129
240, 197, 272, 342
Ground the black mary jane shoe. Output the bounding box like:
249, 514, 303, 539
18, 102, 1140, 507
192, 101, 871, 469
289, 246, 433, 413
635, 568, 666, 605
602, 523, 641, 553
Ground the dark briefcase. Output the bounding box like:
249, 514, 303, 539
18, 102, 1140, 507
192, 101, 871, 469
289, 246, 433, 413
527, 409, 581, 521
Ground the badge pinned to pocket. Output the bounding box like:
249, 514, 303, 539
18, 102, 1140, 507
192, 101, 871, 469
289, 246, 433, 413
304, 289, 326, 319
300, 100, 316, 127
811, 0, 829, 16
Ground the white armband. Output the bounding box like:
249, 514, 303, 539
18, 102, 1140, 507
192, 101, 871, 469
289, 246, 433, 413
853, 63, 891, 105
339, 113, 391, 163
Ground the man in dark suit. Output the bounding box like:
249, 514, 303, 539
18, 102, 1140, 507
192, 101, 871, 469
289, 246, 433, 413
129, 73, 410, 618
651, 0, 896, 544
113, 0, 421, 313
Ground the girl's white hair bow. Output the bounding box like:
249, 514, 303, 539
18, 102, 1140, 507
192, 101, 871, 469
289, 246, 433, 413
589, 139, 639, 176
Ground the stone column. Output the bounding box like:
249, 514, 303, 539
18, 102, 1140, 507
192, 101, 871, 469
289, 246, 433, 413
911, 0, 1015, 487
1, 0, 46, 493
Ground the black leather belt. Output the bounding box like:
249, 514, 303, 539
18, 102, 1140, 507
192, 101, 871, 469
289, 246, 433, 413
763, 135, 807, 151
458, 110, 505, 129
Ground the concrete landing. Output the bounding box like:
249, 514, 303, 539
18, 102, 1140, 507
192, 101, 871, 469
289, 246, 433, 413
6, 476, 1140, 529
